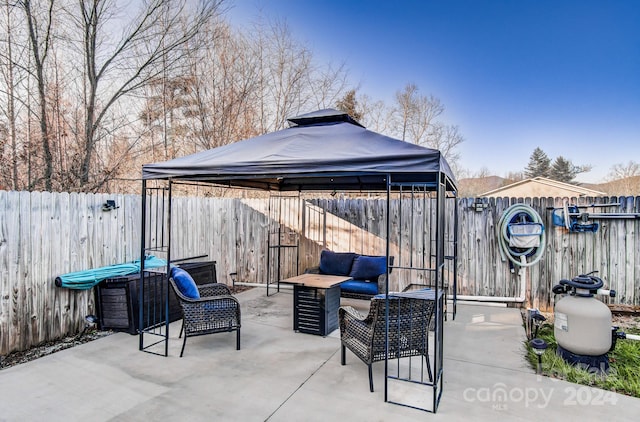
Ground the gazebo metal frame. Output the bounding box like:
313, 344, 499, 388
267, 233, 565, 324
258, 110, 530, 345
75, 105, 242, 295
138, 109, 458, 412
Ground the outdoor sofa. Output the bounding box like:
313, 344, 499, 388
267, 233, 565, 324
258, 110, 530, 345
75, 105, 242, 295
305, 250, 392, 299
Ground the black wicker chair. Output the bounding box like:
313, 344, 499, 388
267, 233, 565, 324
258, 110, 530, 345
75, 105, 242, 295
339, 295, 435, 392
169, 278, 241, 357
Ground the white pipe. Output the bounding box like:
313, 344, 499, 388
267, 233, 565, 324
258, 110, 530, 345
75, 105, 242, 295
455, 300, 507, 307
596, 289, 614, 297
456, 255, 527, 303
626, 333, 640, 341
456, 295, 524, 303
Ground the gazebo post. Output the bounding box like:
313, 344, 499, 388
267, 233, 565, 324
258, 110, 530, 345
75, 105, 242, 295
139, 179, 147, 352
138, 179, 173, 357
383, 174, 450, 413
383, 174, 391, 403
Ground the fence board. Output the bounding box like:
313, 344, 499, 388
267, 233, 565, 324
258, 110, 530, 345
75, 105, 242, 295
627, 196, 640, 304
623, 196, 636, 304
0, 191, 13, 353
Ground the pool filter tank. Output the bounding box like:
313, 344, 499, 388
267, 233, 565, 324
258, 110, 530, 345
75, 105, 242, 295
552, 272, 617, 373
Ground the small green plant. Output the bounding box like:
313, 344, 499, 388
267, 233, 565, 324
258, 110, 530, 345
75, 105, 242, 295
525, 322, 640, 398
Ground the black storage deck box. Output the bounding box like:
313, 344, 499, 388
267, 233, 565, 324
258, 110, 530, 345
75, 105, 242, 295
97, 272, 178, 334
178, 261, 217, 284
97, 261, 217, 334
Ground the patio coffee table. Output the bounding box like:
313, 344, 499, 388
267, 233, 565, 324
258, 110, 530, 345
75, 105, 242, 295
281, 274, 351, 336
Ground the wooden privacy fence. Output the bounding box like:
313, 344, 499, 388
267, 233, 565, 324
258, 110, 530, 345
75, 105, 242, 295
457, 196, 640, 311
0, 191, 142, 356
1, 191, 639, 355
314, 195, 640, 311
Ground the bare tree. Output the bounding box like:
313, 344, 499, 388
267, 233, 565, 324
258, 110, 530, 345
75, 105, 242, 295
21, 0, 55, 190
504, 171, 525, 182
394, 84, 446, 147
5, 2, 472, 193
359, 94, 393, 134
456, 167, 500, 197
208, 21, 260, 144
608, 160, 640, 181
427, 122, 464, 171
136, 12, 351, 170
48, 49, 74, 189
309, 61, 350, 111
605, 160, 640, 194
388, 83, 463, 172
171, 19, 261, 152
185, 13, 350, 145
254, 18, 312, 131
69, 0, 224, 190
475, 167, 491, 178
393, 83, 418, 141
406, 95, 444, 145
0, 0, 23, 189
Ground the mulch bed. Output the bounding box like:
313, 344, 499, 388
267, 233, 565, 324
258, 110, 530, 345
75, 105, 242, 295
0, 329, 114, 370
229, 285, 254, 294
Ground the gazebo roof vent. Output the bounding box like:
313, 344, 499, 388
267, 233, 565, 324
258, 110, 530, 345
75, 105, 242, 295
287, 108, 365, 128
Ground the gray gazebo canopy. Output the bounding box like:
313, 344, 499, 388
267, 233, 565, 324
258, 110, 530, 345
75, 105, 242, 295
142, 109, 457, 192
140, 109, 456, 412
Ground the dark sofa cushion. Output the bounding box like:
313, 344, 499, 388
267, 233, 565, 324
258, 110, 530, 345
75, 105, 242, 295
340, 279, 379, 296
319, 250, 357, 276
349, 255, 387, 281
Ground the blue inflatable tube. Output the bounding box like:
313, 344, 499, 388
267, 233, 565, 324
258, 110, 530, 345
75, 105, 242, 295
54, 255, 167, 290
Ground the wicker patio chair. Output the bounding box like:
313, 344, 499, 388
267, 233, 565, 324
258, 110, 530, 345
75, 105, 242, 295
169, 277, 241, 357
339, 295, 435, 392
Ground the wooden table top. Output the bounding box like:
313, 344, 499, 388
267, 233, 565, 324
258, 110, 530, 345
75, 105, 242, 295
281, 273, 352, 289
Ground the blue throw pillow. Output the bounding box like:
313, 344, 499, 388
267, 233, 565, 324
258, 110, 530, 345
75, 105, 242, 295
319, 250, 357, 276
171, 267, 200, 299
349, 256, 387, 281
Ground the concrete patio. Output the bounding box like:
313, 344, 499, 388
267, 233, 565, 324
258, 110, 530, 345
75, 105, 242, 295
0, 286, 637, 421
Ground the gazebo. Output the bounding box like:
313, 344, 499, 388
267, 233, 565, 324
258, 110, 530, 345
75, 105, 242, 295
140, 109, 458, 412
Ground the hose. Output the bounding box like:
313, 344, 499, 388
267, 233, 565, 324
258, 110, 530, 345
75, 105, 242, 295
497, 203, 546, 268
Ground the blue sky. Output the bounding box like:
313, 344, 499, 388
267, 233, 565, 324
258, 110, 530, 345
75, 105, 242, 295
227, 1, 640, 183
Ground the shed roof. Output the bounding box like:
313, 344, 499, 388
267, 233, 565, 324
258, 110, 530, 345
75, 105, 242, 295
479, 177, 605, 198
